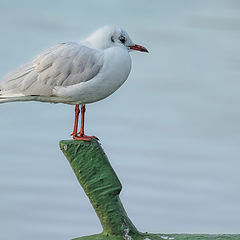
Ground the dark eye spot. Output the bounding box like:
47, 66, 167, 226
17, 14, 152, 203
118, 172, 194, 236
111, 36, 114, 42
119, 35, 126, 44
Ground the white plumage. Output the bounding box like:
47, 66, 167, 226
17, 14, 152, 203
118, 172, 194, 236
0, 25, 147, 105
0, 25, 148, 140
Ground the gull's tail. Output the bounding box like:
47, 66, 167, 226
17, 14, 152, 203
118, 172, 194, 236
0, 96, 36, 103
0, 92, 37, 103
0, 92, 73, 104
0, 62, 37, 104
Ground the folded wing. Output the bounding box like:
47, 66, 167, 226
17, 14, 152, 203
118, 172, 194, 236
0, 42, 104, 98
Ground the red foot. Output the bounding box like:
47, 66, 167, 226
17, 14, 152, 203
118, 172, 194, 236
72, 134, 99, 141
77, 131, 99, 139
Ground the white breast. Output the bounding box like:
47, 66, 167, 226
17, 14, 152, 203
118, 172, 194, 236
54, 46, 132, 104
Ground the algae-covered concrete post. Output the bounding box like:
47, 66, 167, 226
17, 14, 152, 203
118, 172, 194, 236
60, 139, 137, 237
60, 139, 240, 240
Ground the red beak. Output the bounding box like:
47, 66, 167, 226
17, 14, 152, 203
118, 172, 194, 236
130, 44, 148, 53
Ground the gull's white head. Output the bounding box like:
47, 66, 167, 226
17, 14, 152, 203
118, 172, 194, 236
85, 25, 148, 53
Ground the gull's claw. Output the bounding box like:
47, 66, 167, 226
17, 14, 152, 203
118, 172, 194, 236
73, 134, 99, 141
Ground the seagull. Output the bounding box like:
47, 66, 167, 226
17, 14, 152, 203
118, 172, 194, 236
0, 25, 148, 141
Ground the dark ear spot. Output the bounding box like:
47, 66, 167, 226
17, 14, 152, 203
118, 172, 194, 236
111, 36, 114, 42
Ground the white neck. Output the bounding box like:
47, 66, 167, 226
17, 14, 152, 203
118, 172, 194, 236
84, 30, 109, 50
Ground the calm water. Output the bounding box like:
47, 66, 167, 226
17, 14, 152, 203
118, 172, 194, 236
0, 1, 240, 239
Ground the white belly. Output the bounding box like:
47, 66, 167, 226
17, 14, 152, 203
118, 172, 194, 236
54, 47, 132, 104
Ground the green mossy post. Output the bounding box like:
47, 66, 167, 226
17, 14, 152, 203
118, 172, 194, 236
60, 139, 240, 240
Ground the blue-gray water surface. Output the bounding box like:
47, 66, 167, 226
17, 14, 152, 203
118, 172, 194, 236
0, 1, 240, 239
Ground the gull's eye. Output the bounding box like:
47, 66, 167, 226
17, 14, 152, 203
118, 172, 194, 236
119, 35, 126, 44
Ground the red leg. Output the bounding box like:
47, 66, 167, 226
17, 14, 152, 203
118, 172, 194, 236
71, 104, 80, 137
78, 104, 86, 136
72, 104, 99, 141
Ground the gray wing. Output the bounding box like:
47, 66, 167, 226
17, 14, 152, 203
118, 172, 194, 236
0, 42, 104, 97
